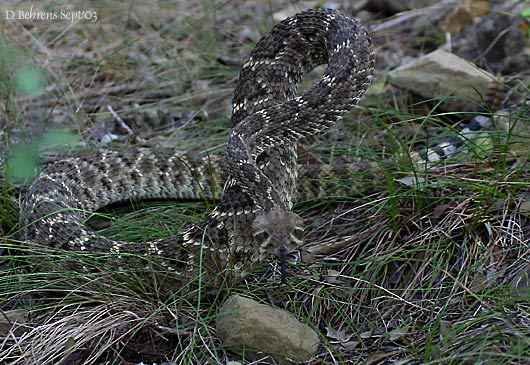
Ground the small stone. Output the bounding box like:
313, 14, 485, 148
510, 264, 530, 299
238, 26, 260, 43
0, 309, 28, 337
100, 133, 119, 144
519, 200, 530, 217
216, 294, 319, 364
273, 2, 319, 22
388, 49, 498, 111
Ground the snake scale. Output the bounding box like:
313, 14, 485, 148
19, 9, 375, 276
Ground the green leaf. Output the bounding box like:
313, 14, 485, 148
39, 128, 78, 150
521, 8, 530, 18
64, 336, 76, 354
388, 326, 409, 341
0, 43, 18, 64
470, 131, 493, 158
5, 143, 38, 183
365, 72, 388, 96
14, 66, 44, 95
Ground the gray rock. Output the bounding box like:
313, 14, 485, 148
388, 49, 498, 111
216, 294, 319, 364
510, 263, 530, 299
272, 2, 320, 22
0, 309, 28, 337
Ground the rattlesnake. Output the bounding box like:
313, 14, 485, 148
19, 9, 375, 276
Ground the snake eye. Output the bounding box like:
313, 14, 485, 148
291, 225, 304, 242
288, 220, 304, 240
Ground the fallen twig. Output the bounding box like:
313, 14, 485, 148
106, 105, 146, 144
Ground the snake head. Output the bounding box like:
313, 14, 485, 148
252, 208, 304, 257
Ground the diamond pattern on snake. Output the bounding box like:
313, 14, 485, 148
19, 8, 375, 277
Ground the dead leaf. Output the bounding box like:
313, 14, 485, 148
326, 326, 353, 343
431, 203, 451, 219
469, 272, 488, 292
366, 351, 398, 365
467, 0, 489, 17
442, 0, 489, 34
442, 6, 474, 35
396, 175, 426, 189
324, 269, 349, 284
439, 320, 453, 337
388, 326, 409, 341
340, 339, 359, 350
360, 329, 373, 339
394, 358, 414, 365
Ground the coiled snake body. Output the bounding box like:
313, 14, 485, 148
20, 9, 375, 275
